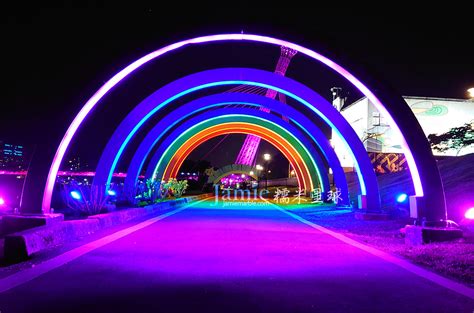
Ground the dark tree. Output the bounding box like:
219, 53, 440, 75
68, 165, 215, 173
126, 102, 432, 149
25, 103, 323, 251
428, 123, 474, 156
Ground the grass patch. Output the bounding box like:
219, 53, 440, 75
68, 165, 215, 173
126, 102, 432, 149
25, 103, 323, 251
289, 208, 474, 287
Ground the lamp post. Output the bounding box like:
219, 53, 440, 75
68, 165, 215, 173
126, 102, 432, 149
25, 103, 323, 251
256, 164, 263, 189
263, 153, 271, 190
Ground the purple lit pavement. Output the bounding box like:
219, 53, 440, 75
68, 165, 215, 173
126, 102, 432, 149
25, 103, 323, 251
0, 200, 472, 312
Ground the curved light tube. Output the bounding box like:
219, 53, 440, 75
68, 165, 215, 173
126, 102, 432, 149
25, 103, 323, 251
123, 94, 349, 204
124, 94, 344, 200
90, 68, 379, 209
43, 34, 422, 213
162, 123, 314, 191
159, 123, 311, 191
153, 114, 320, 191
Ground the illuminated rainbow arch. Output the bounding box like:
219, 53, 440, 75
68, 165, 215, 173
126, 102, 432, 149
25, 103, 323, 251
93, 68, 380, 209
150, 114, 325, 192
43, 34, 446, 222
123, 93, 347, 203
166, 123, 312, 191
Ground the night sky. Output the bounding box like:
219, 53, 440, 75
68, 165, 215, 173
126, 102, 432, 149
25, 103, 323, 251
1, 2, 473, 176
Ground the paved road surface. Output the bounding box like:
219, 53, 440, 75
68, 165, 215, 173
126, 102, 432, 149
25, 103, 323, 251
0, 200, 472, 312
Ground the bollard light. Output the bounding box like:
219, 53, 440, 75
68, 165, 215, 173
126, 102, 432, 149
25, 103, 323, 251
465, 207, 474, 219
70, 191, 82, 200
396, 193, 408, 203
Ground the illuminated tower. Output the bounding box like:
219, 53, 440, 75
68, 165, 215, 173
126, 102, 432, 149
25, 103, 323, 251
234, 46, 297, 165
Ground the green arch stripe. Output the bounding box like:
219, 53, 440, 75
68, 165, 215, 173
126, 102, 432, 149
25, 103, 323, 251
154, 114, 322, 190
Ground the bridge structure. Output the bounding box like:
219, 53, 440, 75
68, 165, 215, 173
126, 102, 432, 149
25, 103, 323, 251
234, 46, 297, 167
19, 34, 447, 226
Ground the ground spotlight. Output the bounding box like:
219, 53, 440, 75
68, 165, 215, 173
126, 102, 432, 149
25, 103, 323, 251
396, 193, 408, 203
107, 190, 117, 196
70, 191, 82, 200
465, 207, 474, 220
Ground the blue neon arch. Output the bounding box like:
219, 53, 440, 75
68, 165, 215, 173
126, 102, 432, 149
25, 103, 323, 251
151, 112, 323, 193
135, 109, 330, 194
122, 93, 350, 204
92, 68, 380, 209
41, 34, 447, 224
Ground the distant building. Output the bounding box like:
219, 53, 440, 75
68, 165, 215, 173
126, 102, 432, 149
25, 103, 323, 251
0, 141, 25, 170
331, 94, 474, 172
65, 156, 88, 172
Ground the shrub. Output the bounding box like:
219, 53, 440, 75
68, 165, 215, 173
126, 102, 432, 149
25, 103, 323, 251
61, 182, 108, 216
167, 179, 188, 198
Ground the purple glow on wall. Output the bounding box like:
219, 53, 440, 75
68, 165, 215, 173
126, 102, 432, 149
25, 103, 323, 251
43, 33, 423, 213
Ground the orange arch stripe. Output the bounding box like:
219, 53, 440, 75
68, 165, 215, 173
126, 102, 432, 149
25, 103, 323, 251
165, 127, 308, 191
161, 122, 313, 191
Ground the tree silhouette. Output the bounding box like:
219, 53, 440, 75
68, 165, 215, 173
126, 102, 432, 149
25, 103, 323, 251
428, 123, 474, 156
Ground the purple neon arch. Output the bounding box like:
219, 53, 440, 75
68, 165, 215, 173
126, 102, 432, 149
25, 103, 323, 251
42, 33, 423, 212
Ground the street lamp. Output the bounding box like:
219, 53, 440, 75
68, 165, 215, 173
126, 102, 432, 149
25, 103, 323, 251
256, 165, 263, 188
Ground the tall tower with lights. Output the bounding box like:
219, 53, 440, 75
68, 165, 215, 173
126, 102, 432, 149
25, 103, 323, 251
234, 46, 297, 166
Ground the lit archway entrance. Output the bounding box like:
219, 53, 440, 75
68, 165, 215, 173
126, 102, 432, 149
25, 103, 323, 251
92, 69, 379, 209
123, 93, 347, 204
39, 34, 446, 224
